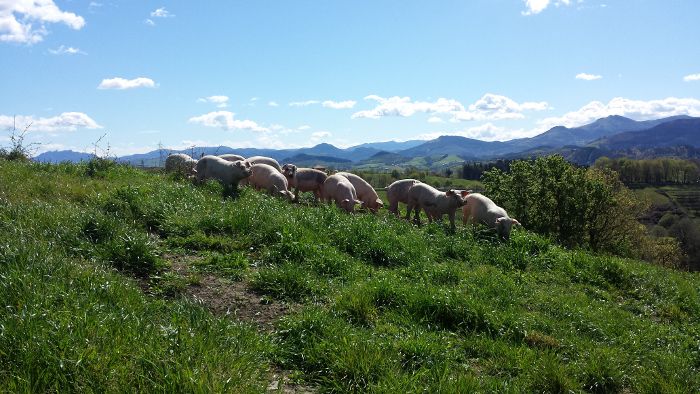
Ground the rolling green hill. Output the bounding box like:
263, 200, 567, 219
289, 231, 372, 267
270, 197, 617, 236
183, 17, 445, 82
1, 159, 699, 392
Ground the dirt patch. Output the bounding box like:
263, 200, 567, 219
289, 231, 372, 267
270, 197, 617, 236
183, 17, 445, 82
267, 369, 316, 394
186, 275, 293, 330
152, 254, 295, 330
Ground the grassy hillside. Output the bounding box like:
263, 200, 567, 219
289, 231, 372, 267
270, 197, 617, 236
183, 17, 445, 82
1, 159, 699, 392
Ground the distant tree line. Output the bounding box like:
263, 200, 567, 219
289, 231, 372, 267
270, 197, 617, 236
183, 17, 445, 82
460, 160, 512, 180
594, 157, 700, 185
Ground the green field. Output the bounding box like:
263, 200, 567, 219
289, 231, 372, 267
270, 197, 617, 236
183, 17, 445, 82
1, 159, 699, 392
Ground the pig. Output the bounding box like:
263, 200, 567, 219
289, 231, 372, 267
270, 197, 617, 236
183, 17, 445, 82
239, 156, 282, 187
164, 153, 197, 175
218, 153, 246, 162
246, 156, 282, 172
336, 172, 383, 213
322, 174, 363, 213
247, 163, 295, 201
386, 179, 422, 219
462, 193, 520, 240
193, 155, 252, 191
406, 183, 470, 229
282, 164, 327, 202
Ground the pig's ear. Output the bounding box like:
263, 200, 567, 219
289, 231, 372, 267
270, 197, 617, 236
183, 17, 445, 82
375, 198, 384, 207
446, 189, 455, 196
342, 198, 350, 205
460, 190, 470, 197
512, 219, 521, 226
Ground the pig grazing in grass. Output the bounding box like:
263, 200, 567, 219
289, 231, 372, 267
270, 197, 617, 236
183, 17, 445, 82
322, 174, 363, 213
386, 179, 422, 218
247, 163, 295, 201
240, 156, 282, 187
165, 153, 197, 175
193, 155, 252, 190
282, 164, 327, 202
406, 183, 469, 229
462, 193, 520, 240
336, 172, 383, 213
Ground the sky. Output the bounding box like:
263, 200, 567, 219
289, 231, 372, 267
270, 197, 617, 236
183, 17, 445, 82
1, 0, 700, 156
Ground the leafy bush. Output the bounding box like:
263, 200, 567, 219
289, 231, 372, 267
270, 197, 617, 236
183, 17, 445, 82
482, 155, 682, 264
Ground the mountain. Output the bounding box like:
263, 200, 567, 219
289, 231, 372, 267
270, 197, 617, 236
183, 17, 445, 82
398, 135, 511, 159
279, 154, 352, 168
349, 140, 424, 152
504, 115, 694, 152
590, 118, 700, 150
34, 150, 94, 163
31, 115, 700, 167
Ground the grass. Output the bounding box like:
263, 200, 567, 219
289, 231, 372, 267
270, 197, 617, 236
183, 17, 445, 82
1, 159, 699, 392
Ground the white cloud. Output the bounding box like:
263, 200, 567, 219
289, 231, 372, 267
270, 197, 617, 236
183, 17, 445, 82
297, 125, 311, 130
352, 93, 549, 122
188, 111, 269, 132
98, 77, 156, 90
537, 96, 700, 131
289, 100, 320, 107
268, 101, 279, 107
414, 123, 532, 142
428, 116, 445, 123
684, 74, 700, 82
0, 112, 102, 132
311, 131, 331, 138
322, 100, 357, 109
310, 131, 332, 143
576, 73, 602, 81
144, 18, 155, 26
522, 0, 572, 15
453, 94, 549, 121
0, 0, 85, 44
49, 45, 85, 55
352, 95, 465, 119
150, 7, 173, 18
197, 95, 229, 108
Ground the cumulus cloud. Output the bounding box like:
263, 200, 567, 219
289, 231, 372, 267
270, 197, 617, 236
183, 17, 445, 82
311, 131, 331, 138
188, 111, 269, 132
197, 95, 229, 108
49, 45, 85, 55
352, 95, 464, 119
428, 116, 445, 123
537, 97, 700, 131
322, 100, 357, 109
150, 7, 173, 18
352, 94, 548, 122
0, 112, 102, 132
684, 74, 700, 82
0, 0, 85, 44
522, 0, 572, 15
98, 77, 156, 90
414, 123, 531, 142
268, 101, 279, 107
576, 73, 602, 81
289, 100, 320, 107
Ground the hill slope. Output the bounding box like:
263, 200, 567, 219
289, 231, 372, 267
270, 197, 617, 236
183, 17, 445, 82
1, 159, 699, 392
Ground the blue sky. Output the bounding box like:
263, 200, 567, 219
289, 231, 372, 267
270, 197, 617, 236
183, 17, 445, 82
1, 0, 699, 155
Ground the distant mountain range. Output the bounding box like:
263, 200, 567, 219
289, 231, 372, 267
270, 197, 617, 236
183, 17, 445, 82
33, 115, 700, 168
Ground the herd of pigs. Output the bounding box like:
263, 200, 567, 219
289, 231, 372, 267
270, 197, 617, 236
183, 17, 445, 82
165, 153, 520, 239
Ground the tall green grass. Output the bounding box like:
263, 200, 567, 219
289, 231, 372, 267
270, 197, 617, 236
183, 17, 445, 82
1, 159, 699, 392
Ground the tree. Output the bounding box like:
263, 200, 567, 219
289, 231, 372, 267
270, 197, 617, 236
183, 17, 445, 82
482, 155, 680, 265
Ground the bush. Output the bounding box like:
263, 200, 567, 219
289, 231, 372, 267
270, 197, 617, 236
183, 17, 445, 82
482, 155, 682, 264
